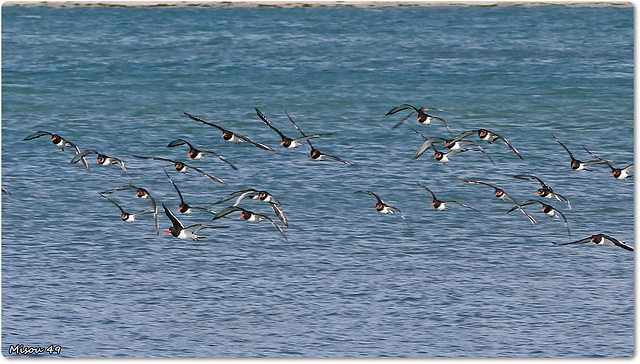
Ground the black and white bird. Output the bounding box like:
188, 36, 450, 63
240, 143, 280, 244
167, 139, 238, 170
100, 184, 159, 235
183, 112, 274, 151
162, 203, 229, 241
554, 137, 612, 171
508, 200, 570, 237
432, 146, 494, 165
163, 169, 218, 216
132, 155, 227, 185
417, 183, 478, 212
286, 111, 358, 167
386, 104, 451, 135
457, 178, 536, 225
552, 234, 633, 251
513, 174, 571, 209
454, 129, 523, 159
71, 149, 130, 182
411, 128, 481, 160
213, 206, 288, 241
213, 188, 288, 227
102, 195, 156, 223
23, 130, 91, 173
256, 108, 328, 149
582, 148, 633, 180
356, 190, 406, 222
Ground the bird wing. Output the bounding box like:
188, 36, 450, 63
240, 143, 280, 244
213, 206, 243, 220
285, 110, 307, 137
492, 131, 523, 159
257, 213, 288, 241
70, 149, 98, 164
270, 202, 288, 227
190, 207, 220, 216
184, 224, 230, 235
214, 189, 258, 205
600, 234, 634, 251
234, 133, 275, 151
513, 174, 548, 189
386, 104, 419, 115
99, 184, 137, 195
444, 200, 478, 212
148, 194, 159, 235
167, 139, 191, 148
553, 192, 572, 210
320, 151, 359, 167
23, 130, 53, 141
163, 168, 185, 203
506, 199, 541, 213
255, 108, 287, 140
552, 236, 591, 246
416, 183, 437, 202
554, 136, 575, 160
183, 112, 225, 131
232, 190, 259, 206
162, 203, 184, 231
554, 209, 571, 238
131, 209, 157, 218
184, 163, 228, 185
356, 190, 384, 205
132, 155, 176, 164
451, 130, 478, 142
414, 138, 445, 160
391, 111, 416, 129
458, 178, 498, 190
65, 139, 90, 173
104, 197, 125, 214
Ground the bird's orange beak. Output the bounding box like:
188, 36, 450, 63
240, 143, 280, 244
238, 212, 246, 219
430, 202, 436, 206
162, 229, 171, 235
535, 191, 541, 195
590, 236, 595, 242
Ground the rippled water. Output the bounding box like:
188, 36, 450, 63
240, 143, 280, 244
1, 4, 633, 358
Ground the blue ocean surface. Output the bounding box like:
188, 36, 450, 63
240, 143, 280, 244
1, 3, 634, 358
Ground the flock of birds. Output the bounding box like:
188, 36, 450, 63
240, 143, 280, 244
13, 104, 634, 251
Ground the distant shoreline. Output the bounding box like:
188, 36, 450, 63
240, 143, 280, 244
2, 1, 633, 7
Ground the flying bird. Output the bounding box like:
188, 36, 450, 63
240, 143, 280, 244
100, 184, 159, 235
417, 183, 478, 212
163, 169, 219, 216
132, 155, 227, 185
356, 190, 406, 223
183, 112, 274, 151
582, 148, 633, 180
552, 234, 633, 251
554, 136, 613, 171
71, 149, 130, 182
162, 203, 229, 241
513, 174, 571, 209
286, 111, 358, 167
23, 130, 90, 173
213, 188, 287, 227
102, 195, 156, 223
386, 104, 451, 135
508, 200, 570, 237
457, 178, 536, 225
167, 139, 238, 170
255, 108, 327, 149
452, 128, 523, 159
432, 146, 494, 165
213, 206, 288, 241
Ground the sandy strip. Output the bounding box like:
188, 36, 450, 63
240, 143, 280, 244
2, 0, 632, 7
